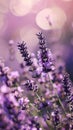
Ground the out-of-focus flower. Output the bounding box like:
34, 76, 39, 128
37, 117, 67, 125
0, 33, 73, 130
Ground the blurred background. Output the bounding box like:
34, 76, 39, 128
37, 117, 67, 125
0, 0, 73, 81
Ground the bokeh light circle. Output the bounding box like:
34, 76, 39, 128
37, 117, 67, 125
9, 0, 40, 16
36, 7, 67, 30
10, 0, 33, 16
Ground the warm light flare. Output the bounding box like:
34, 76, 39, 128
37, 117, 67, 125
9, 0, 40, 16
36, 7, 67, 30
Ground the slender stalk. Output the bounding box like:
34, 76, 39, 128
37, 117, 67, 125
29, 102, 39, 112
56, 93, 67, 116
48, 73, 67, 117
35, 92, 42, 101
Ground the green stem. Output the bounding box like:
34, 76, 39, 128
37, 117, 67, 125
56, 93, 67, 116
29, 102, 39, 112
48, 73, 67, 117
35, 92, 41, 101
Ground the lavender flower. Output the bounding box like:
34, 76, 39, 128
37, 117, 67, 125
62, 73, 72, 96
51, 109, 60, 127
0, 33, 73, 130
62, 73, 73, 113
24, 80, 38, 92
37, 32, 55, 73
18, 41, 33, 66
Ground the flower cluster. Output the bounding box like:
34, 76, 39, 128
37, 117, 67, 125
0, 33, 73, 130
37, 32, 54, 73
18, 41, 33, 66
0, 60, 19, 87
63, 73, 73, 115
